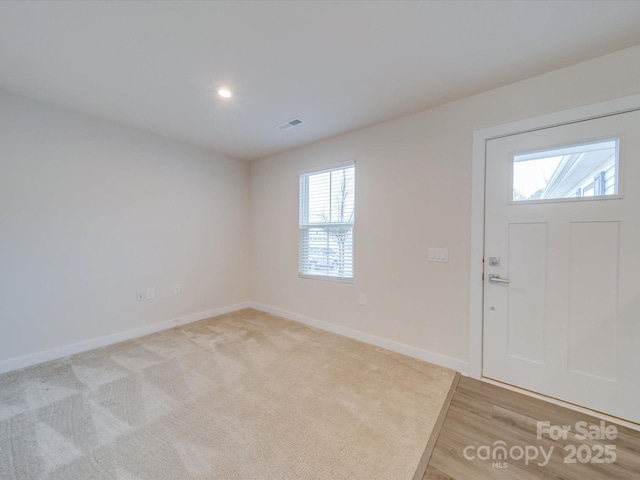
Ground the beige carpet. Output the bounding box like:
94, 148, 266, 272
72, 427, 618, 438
0, 308, 456, 480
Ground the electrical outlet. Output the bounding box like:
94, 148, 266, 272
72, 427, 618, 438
136, 290, 144, 301
174, 284, 181, 294
146, 287, 155, 300
359, 293, 366, 306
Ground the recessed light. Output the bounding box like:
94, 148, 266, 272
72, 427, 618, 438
218, 88, 232, 98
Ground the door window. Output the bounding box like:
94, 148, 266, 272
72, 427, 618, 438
512, 139, 618, 202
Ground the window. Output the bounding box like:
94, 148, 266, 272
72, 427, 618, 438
512, 139, 618, 202
299, 163, 355, 280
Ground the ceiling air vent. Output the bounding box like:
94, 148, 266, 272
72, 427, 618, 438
276, 118, 305, 131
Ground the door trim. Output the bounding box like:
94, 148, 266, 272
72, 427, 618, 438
469, 93, 640, 379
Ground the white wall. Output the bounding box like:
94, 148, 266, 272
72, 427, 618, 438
4, 43, 640, 375
0, 91, 250, 367
250, 44, 640, 373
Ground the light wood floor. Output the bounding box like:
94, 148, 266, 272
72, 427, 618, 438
421, 376, 640, 479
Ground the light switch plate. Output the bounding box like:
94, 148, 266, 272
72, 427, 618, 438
428, 248, 449, 263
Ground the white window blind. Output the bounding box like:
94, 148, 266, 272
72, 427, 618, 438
299, 164, 355, 279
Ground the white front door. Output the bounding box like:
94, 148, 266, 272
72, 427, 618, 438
483, 110, 640, 423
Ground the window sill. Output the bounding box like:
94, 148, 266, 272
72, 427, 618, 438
298, 273, 354, 284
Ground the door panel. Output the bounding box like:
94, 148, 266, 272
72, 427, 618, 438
483, 110, 640, 423
507, 222, 547, 363
568, 221, 618, 381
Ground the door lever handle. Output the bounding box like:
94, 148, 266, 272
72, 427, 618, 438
488, 274, 510, 284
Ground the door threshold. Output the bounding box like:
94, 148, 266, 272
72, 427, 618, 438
481, 376, 640, 433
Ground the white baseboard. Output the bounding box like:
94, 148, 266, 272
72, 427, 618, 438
0, 301, 468, 376
250, 302, 469, 374
0, 301, 251, 375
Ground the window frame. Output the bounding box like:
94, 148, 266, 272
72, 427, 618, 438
298, 161, 355, 282
509, 137, 621, 205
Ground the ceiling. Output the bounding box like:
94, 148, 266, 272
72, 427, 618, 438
2, 1, 640, 161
